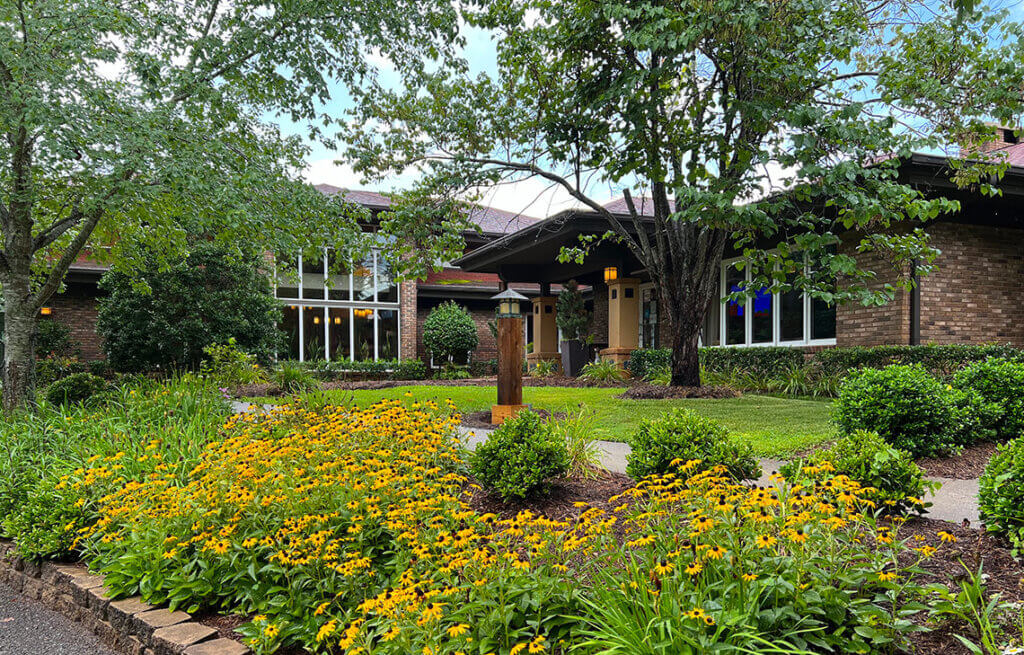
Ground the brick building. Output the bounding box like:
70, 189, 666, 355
42, 139, 1024, 366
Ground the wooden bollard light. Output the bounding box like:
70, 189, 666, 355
490, 288, 529, 425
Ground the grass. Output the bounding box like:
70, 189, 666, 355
251, 385, 835, 457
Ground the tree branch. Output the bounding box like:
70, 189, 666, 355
32, 208, 103, 310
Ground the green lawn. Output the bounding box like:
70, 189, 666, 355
253, 385, 835, 457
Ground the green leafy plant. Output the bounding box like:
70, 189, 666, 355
644, 366, 672, 386
781, 430, 934, 514
200, 338, 267, 387
531, 359, 558, 378
469, 411, 569, 500
35, 319, 79, 359
274, 361, 321, 394
44, 372, 108, 407
435, 362, 471, 380
580, 359, 628, 382
626, 408, 760, 481
833, 364, 964, 457
979, 437, 1024, 554
930, 561, 1014, 655
549, 407, 602, 478
422, 301, 478, 364
954, 358, 1024, 441
555, 280, 590, 340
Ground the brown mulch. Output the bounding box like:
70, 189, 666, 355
194, 611, 249, 642
232, 375, 632, 398
617, 384, 740, 400
468, 470, 635, 523
916, 442, 1000, 480
460, 408, 568, 429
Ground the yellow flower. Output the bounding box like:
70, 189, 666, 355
447, 624, 470, 637
938, 530, 957, 543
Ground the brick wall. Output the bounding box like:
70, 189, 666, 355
399, 280, 418, 360
836, 239, 911, 347
590, 282, 609, 349
415, 298, 498, 363
47, 282, 105, 360
917, 222, 1024, 345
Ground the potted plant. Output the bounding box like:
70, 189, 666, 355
556, 280, 592, 377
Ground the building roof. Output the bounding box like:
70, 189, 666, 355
314, 184, 540, 236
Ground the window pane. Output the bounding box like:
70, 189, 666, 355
328, 307, 351, 360
303, 306, 326, 360
375, 255, 398, 303
327, 251, 350, 301
276, 256, 299, 299
281, 304, 300, 359
751, 288, 773, 344
377, 309, 398, 360
640, 288, 658, 348
725, 266, 746, 345
779, 289, 804, 342
353, 308, 375, 360
811, 298, 836, 340
302, 255, 325, 300
353, 259, 374, 302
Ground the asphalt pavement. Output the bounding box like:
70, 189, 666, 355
0, 579, 117, 655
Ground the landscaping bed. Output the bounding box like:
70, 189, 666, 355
916, 442, 1000, 480
617, 383, 740, 399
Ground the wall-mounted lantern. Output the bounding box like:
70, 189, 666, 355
604, 266, 618, 283
39, 307, 52, 316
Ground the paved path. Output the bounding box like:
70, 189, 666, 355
0, 580, 117, 655
459, 427, 980, 525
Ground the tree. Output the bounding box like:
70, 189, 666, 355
0, 0, 462, 408
422, 301, 479, 364
345, 0, 1024, 386
97, 242, 283, 373
555, 280, 590, 342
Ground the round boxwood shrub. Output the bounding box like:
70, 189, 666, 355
422, 301, 478, 364
45, 372, 108, 406
979, 437, 1024, 554
954, 357, 1024, 441
833, 364, 958, 458
781, 430, 932, 514
469, 411, 568, 500
626, 408, 760, 481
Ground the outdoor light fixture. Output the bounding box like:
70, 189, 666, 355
39, 307, 52, 316
491, 288, 529, 318
604, 266, 618, 283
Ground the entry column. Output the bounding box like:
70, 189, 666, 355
599, 278, 639, 366
526, 296, 561, 373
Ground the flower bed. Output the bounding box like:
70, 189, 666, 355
40, 399, 966, 654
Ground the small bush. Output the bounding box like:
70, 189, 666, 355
781, 430, 933, 514
422, 301, 478, 363
87, 360, 114, 379
626, 408, 760, 481
979, 437, 1024, 554
35, 355, 87, 386
833, 365, 959, 458
435, 363, 471, 380
555, 280, 591, 340
35, 319, 79, 358
954, 357, 1024, 441
200, 339, 267, 387
700, 347, 806, 377
45, 372, 108, 406
626, 348, 671, 379
470, 411, 569, 500
469, 358, 498, 377
391, 359, 427, 381
644, 366, 672, 386
579, 359, 628, 382
274, 362, 320, 394
530, 359, 558, 378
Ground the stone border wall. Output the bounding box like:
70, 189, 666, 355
0, 540, 248, 655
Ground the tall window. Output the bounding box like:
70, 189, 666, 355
275, 248, 401, 361
639, 286, 659, 348
709, 257, 836, 347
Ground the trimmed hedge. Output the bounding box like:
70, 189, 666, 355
287, 359, 427, 381
980, 437, 1024, 555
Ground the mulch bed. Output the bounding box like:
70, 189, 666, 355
232, 375, 632, 398
617, 384, 740, 400
194, 611, 249, 642
461, 408, 568, 429
917, 442, 1000, 480
468, 470, 635, 523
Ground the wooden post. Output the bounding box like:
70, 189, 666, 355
492, 314, 527, 424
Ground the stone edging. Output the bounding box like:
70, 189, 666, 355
0, 540, 249, 655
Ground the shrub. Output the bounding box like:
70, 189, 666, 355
391, 359, 427, 380
469, 358, 498, 377
700, 346, 805, 377
35, 319, 79, 358
44, 372, 108, 406
87, 360, 114, 379
979, 437, 1024, 554
422, 301, 478, 364
555, 280, 590, 340
626, 348, 671, 378
815, 344, 1024, 377
530, 359, 558, 378
626, 408, 760, 480
580, 359, 628, 382
97, 242, 283, 372
833, 365, 960, 457
781, 430, 933, 514
470, 411, 569, 500
954, 357, 1024, 441
35, 355, 87, 385
274, 361, 321, 394
200, 339, 267, 386
644, 365, 672, 386
435, 363, 471, 380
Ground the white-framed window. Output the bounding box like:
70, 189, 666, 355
639, 284, 659, 348
275, 247, 400, 362
706, 257, 836, 348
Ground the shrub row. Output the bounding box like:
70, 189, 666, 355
289, 358, 427, 381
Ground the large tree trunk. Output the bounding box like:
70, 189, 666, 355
2, 276, 38, 411
667, 316, 702, 387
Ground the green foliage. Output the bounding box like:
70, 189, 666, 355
626, 348, 672, 379
98, 244, 284, 373
815, 344, 1024, 377
35, 355, 88, 386
35, 319, 78, 359
274, 362, 321, 394
626, 409, 760, 481
929, 561, 1014, 655
435, 363, 471, 380
469, 358, 498, 378
422, 301, 479, 363
87, 360, 114, 379
781, 430, 933, 514
580, 359, 628, 382
45, 373, 108, 407
644, 366, 672, 386
549, 407, 602, 478
834, 365, 975, 457
200, 339, 267, 387
555, 280, 590, 341
954, 358, 1024, 441
700, 347, 807, 378
392, 359, 428, 381
980, 437, 1024, 555
530, 359, 558, 378
288, 359, 427, 381
469, 411, 569, 500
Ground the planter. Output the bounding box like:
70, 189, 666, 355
560, 339, 589, 378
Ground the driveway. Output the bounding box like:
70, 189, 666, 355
0, 579, 117, 655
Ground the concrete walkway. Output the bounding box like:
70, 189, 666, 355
458, 427, 979, 525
